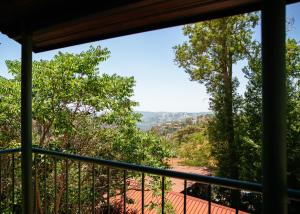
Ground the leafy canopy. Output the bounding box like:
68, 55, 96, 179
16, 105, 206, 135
0, 46, 171, 166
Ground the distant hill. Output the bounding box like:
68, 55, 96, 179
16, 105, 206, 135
136, 111, 211, 131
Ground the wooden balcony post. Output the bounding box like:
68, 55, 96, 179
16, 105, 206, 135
261, 0, 287, 213
21, 31, 33, 214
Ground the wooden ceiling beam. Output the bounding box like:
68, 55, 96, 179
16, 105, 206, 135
1, 0, 299, 52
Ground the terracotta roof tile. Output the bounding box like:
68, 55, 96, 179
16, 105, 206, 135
112, 188, 249, 214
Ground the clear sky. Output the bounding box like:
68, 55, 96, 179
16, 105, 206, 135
1, 3, 300, 113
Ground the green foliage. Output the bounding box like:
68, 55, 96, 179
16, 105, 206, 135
149, 115, 214, 168
0, 46, 172, 213
0, 45, 171, 164
0, 77, 20, 144
174, 13, 299, 212
146, 176, 175, 214
174, 13, 259, 180
240, 39, 300, 188
172, 124, 215, 167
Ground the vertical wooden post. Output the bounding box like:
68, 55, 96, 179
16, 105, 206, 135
261, 1, 287, 213
21, 32, 33, 214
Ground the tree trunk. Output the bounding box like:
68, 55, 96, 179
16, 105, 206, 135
224, 54, 240, 208
221, 32, 238, 180
225, 54, 239, 180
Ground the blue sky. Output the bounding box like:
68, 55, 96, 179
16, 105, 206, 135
1, 3, 300, 113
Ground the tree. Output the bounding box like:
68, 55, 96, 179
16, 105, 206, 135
170, 118, 215, 167
241, 39, 300, 188
173, 14, 258, 181
0, 46, 172, 213
238, 41, 262, 182
238, 38, 300, 213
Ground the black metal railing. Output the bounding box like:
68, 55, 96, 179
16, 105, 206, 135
0, 147, 299, 213
0, 148, 22, 213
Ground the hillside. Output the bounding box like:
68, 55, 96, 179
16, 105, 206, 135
136, 111, 210, 131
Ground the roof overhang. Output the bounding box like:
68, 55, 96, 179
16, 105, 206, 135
1, 0, 299, 52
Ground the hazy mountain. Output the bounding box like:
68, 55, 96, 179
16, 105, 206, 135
136, 111, 210, 131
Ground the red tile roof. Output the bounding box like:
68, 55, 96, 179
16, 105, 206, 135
113, 188, 249, 214
168, 158, 212, 193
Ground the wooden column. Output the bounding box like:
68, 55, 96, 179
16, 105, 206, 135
21, 32, 33, 214
261, 0, 287, 213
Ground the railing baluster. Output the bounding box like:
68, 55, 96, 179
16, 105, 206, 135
12, 153, 15, 213
3, 147, 299, 214
142, 173, 145, 214
235, 190, 240, 214
0, 156, 2, 213
184, 180, 187, 214
78, 162, 81, 214
123, 170, 126, 214
65, 159, 69, 214
92, 163, 95, 214
28, 147, 300, 213
44, 155, 47, 214
34, 155, 37, 214
162, 176, 165, 214
107, 167, 110, 214
54, 157, 57, 214
208, 184, 211, 214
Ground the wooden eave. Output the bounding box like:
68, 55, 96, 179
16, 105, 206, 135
0, 0, 299, 52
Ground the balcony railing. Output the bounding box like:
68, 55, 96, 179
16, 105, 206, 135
0, 147, 299, 213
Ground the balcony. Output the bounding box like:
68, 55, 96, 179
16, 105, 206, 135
0, 147, 299, 213
1, 0, 300, 213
